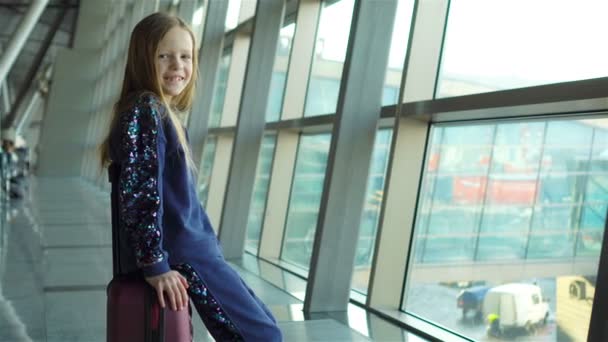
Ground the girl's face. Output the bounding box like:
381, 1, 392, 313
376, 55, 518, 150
155, 26, 193, 101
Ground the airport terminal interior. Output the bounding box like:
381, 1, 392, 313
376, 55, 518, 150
1, 0, 607, 341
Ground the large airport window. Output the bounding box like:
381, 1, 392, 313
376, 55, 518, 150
208, 54, 231, 128
404, 117, 608, 342
266, 23, 295, 122
198, 136, 217, 207
304, 0, 355, 117
281, 133, 332, 271
225, 0, 242, 31
436, 1, 608, 98
245, 135, 277, 254
382, 0, 415, 106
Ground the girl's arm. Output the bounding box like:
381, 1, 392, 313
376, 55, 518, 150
117, 94, 170, 278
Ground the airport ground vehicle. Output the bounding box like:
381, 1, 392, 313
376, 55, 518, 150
457, 286, 490, 319
482, 283, 549, 333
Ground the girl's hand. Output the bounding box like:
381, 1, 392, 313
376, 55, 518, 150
145, 271, 190, 311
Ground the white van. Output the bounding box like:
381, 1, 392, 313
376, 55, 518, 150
482, 283, 549, 332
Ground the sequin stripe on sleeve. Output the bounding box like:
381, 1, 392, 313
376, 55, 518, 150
118, 96, 165, 268
173, 264, 244, 341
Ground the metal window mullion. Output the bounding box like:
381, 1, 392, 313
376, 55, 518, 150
218, 0, 286, 259
472, 124, 498, 261
523, 121, 549, 260
403, 77, 608, 123
304, 0, 400, 313
419, 127, 445, 264
188, 0, 230, 168
367, 0, 448, 311
572, 127, 597, 258
588, 193, 608, 340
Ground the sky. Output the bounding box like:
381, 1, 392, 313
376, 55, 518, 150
441, 0, 608, 86
317, 0, 608, 88
220, 0, 608, 93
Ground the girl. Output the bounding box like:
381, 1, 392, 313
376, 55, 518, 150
99, 12, 282, 341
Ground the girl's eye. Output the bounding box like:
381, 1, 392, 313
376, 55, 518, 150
182, 55, 192, 60
158, 54, 168, 59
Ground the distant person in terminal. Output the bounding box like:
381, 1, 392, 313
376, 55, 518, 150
1, 127, 27, 200
487, 313, 502, 338
98, 12, 282, 341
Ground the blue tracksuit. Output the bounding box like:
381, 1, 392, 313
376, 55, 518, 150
109, 92, 282, 341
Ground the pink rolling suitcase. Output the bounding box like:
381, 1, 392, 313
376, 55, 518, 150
107, 163, 192, 342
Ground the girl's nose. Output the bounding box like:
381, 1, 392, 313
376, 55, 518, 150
170, 56, 181, 69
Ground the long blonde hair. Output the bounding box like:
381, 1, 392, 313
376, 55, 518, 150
99, 12, 198, 170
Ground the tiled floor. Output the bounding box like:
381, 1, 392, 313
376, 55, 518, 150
0, 177, 429, 342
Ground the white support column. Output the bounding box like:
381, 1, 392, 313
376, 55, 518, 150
37, 0, 112, 177
0, 0, 49, 85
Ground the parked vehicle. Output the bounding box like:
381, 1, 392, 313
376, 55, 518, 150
457, 286, 490, 319
482, 283, 549, 333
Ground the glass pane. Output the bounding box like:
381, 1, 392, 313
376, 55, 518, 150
208, 54, 231, 128
198, 136, 218, 207
404, 117, 608, 342
237, 0, 257, 28
266, 23, 296, 122
281, 134, 332, 270
421, 124, 495, 263
436, 1, 608, 98
476, 122, 545, 261
193, 6, 206, 46
225, 0, 242, 31
412, 127, 444, 263
352, 129, 393, 295
382, 0, 415, 106
245, 135, 277, 254
528, 121, 593, 259
579, 126, 608, 258
304, 0, 355, 116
